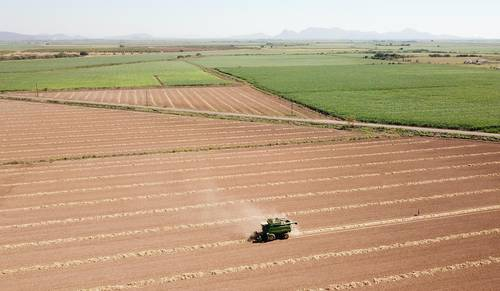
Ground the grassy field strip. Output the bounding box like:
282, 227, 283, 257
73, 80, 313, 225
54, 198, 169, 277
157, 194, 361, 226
80, 226, 500, 290
0, 140, 434, 176
303, 256, 500, 290
0, 138, 418, 173
1, 148, 496, 188
2, 181, 498, 231
2, 203, 498, 254
0, 129, 334, 155
0, 124, 277, 142
2, 152, 498, 213
0, 149, 488, 199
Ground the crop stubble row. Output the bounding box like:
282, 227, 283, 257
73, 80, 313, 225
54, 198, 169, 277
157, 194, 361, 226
0, 100, 499, 290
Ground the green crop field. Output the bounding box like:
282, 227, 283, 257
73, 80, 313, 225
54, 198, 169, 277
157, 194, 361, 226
1, 41, 499, 132
214, 56, 499, 132
0, 56, 227, 91
0, 53, 179, 73
191, 53, 373, 68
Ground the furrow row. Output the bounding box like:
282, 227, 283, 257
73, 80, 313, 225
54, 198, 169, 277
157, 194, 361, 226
2, 183, 497, 231
0, 138, 423, 175
0, 134, 343, 163
0, 124, 274, 143
2, 147, 486, 199
0, 240, 247, 276
0, 130, 332, 154
305, 256, 500, 290
80, 228, 500, 290
3, 153, 497, 212
3, 147, 493, 187
1, 203, 498, 253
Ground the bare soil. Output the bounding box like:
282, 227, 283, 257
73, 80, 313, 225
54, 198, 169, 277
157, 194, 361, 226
15, 85, 324, 119
0, 100, 498, 290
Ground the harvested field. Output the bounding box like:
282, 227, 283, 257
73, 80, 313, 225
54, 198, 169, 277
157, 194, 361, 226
0, 99, 344, 163
0, 100, 499, 290
13, 85, 324, 118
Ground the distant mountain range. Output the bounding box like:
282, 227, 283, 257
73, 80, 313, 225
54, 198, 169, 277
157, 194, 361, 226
0, 28, 475, 42
232, 27, 462, 40
0, 31, 86, 41
0, 31, 155, 41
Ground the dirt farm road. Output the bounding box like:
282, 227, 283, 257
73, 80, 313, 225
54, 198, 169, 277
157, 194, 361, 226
1, 93, 498, 139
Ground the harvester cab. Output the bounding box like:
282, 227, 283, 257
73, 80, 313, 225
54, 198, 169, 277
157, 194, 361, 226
250, 217, 298, 243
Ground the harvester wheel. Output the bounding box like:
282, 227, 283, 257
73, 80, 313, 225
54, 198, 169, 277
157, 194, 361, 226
282, 233, 289, 240
267, 233, 276, 241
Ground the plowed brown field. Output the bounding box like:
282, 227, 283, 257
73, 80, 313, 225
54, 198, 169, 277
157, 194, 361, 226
14, 85, 323, 118
0, 100, 499, 290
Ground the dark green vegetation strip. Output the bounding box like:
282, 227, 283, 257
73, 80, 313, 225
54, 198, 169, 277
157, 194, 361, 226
219, 63, 500, 133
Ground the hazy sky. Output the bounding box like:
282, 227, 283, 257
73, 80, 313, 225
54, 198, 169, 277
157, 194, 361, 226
2, 0, 499, 38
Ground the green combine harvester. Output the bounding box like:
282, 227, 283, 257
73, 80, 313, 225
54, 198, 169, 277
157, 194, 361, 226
250, 218, 298, 243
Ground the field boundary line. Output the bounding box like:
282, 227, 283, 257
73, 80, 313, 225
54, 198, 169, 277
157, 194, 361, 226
79, 227, 500, 290
1, 94, 498, 139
